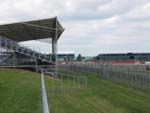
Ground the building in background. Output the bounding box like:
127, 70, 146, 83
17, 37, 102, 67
95, 53, 150, 64
57, 51, 75, 61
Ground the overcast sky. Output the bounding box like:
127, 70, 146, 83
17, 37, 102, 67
0, 0, 150, 56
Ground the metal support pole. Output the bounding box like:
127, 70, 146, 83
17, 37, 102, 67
13, 48, 16, 67
52, 39, 58, 77
52, 18, 58, 78
35, 59, 38, 72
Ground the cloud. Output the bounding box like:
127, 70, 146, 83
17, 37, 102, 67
0, 0, 150, 56
122, 2, 150, 22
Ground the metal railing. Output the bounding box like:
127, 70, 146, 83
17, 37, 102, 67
41, 70, 50, 113
0, 36, 52, 62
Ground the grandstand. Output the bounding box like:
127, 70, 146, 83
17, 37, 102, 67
0, 17, 64, 76
95, 53, 150, 64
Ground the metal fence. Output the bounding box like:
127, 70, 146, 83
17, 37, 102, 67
59, 63, 101, 74
41, 70, 50, 113
102, 65, 150, 92
40, 68, 87, 113
59, 63, 150, 92
50, 72, 87, 94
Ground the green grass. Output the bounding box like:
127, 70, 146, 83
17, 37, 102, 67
0, 68, 42, 113
0, 68, 150, 113
46, 69, 150, 113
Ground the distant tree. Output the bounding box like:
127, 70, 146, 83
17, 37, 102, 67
96, 56, 100, 60
77, 54, 82, 61
67, 57, 70, 61
127, 53, 134, 59
129, 55, 134, 59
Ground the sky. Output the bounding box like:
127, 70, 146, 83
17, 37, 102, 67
0, 0, 150, 56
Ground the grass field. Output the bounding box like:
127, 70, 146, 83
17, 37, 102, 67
0, 68, 42, 113
0, 68, 150, 113
48, 69, 150, 113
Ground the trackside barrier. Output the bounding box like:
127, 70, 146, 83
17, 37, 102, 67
59, 63, 150, 92
49, 72, 87, 94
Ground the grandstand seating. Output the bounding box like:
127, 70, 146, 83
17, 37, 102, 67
0, 36, 53, 63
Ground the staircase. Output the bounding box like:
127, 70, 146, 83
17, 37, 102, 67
0, 36, 54, 64
0, 52, 13, 65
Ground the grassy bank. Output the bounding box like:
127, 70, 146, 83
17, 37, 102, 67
0, 68, 42, 113
46, 69, 150, 113
0, 68, 150, 113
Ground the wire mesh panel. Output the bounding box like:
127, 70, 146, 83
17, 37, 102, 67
100, 65, 150, 92
59, 63, 150, 93
49, 73, 87, 94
